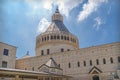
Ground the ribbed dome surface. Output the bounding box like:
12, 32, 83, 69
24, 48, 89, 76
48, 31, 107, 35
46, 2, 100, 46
45, 20, 69, 33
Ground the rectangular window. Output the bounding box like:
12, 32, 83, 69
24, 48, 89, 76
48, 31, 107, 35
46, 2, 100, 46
41, 50, 44, 55
2, 61, 7, 68
118, 56, 120, 63
68, 63, 71, 68
67, 49, 70, 51
61, 48, 64, 52
3, 49, 9, 56
90, 60, 92, 66
103, 58, 106, 64
58, 64, 60, 68
110, 57, 113, 63
77, 62, 80, 67
96, 59, 99, 65
47, 49, 50, 55
83, 61, 86, 67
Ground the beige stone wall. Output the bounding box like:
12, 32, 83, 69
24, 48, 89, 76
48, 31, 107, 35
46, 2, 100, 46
16, 42, 120, 80
36, 43, 76, 56
0, 42, 17, 68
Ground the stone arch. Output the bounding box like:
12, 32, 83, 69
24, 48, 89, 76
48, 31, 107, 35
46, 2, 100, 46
92, 75, 99, 80
89, 66, 102, 80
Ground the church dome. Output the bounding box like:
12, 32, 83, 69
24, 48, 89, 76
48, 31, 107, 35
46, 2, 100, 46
35, 7, 79, 56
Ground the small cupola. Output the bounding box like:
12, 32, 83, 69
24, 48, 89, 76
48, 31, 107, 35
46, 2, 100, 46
52, 7, 63, 22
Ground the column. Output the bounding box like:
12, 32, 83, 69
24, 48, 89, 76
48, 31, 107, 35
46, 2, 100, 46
15, 75, 19, 80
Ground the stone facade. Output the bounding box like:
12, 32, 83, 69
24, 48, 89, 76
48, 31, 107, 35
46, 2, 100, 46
16, 42, 120, 80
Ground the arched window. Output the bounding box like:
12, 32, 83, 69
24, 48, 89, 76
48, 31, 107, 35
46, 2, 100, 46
61, 48, 64, 52
110, 57, 113, 63
41, 50, 44, 55
93, 75, 99, 80
47, 49, 50, 55
83, 61, 86, 67
103, 58, 106, 64
118, 56, 120, 63
96, 59, 99, 65
90, 60, 92, 66
68, 62, 71, 68
77, 61, 80, 67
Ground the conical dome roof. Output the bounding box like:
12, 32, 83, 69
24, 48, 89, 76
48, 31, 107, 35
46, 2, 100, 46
45, 20, 69, 33
45, 7, 70, 34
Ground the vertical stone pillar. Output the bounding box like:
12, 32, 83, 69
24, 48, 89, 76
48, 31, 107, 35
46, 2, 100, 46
15, 75, 19, 80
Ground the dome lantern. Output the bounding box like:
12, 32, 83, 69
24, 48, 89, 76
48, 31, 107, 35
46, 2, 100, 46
52, 7, 63, 22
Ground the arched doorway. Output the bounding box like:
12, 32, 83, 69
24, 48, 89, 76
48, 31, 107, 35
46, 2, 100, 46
92, 75, 99, 80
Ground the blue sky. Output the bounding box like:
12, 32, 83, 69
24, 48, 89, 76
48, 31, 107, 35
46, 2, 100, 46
0, 0, 120, 58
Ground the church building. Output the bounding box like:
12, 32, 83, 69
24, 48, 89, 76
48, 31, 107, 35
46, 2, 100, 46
0, 8, 120, 80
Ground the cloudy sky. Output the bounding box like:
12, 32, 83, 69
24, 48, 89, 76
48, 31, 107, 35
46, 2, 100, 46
0, 0, 120, 58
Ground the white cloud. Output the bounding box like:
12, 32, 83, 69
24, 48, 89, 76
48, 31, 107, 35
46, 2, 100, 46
93, 17, 105, 30
42, 0, 53, 11
56, 0, 82, 17
41, 0, 82, 17
37, 18, 50, 34
78, 0, 108, 22
25, 0, 83, 17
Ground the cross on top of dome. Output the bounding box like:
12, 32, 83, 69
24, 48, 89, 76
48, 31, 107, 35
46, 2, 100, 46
55, 6, 59, 13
